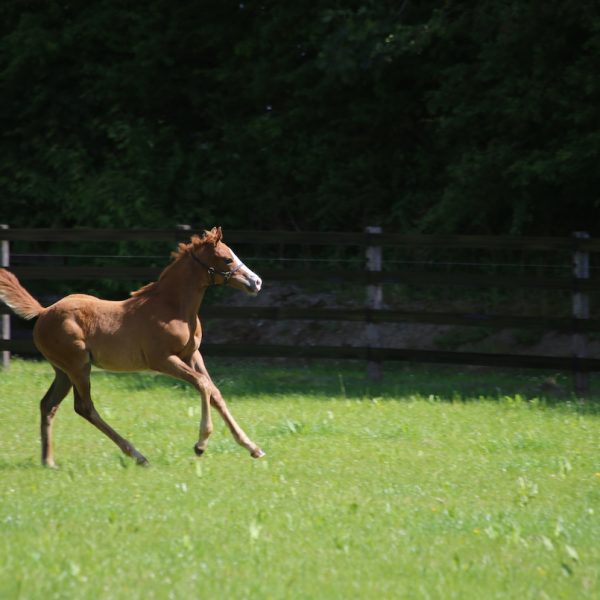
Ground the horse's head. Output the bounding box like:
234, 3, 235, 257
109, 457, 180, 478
191, 227, 262, 296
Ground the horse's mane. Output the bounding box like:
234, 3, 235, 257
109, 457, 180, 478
130, 231, 219, 298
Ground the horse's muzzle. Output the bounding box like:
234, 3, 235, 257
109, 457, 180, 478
245, 275, 262, 295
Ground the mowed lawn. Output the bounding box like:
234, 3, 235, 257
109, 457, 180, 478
1, 359, 599, 599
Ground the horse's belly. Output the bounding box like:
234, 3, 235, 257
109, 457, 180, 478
91, 357, 147, 372
89, 345, 147, 372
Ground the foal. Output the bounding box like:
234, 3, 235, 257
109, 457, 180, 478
0, 227, 265, 466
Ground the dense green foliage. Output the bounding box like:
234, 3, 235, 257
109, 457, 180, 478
1, 360, 599, 598
1, 1, 599, 233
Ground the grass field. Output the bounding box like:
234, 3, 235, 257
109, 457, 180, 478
1, 358, 599, 599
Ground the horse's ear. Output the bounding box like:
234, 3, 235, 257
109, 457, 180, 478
210, 226, 223, 242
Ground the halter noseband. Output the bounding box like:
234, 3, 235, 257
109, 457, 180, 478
190, 251, 242, 286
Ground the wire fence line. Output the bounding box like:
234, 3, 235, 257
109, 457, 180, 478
10, 252, 582, 270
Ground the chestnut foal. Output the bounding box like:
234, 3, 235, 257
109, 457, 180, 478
0, 227, 265, 466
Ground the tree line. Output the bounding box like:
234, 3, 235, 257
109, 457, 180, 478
1, 1, 599, 235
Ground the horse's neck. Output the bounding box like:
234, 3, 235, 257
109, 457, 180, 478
153, 258, 207, 317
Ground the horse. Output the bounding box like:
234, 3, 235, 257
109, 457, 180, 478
0, 227, 265, 467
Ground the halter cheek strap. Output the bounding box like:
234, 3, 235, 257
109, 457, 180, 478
190, 252, 242, 286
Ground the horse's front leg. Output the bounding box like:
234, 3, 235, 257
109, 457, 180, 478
191, 351, 265, 458
150, 354, 214, 455
193, 377, 213, 457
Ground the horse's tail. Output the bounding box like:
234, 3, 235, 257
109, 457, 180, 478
0, 268, 45, 320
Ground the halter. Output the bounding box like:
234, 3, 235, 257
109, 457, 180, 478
190, 251, 242, 286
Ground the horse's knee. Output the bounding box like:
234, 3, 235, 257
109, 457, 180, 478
41, 379, 71, 419
40, 403, 59, 423
40, 393, 54, 414
74, 400, 93, 419
210, 389, 225, 408
192, 373, 211, 395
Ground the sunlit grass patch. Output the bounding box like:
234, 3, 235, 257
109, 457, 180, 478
1, 359, 599, 599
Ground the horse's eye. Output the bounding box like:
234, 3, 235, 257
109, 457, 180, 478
224, 258, 233, 264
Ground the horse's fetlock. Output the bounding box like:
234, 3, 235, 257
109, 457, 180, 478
74, 403, 91, 418
193, 443, 205, 457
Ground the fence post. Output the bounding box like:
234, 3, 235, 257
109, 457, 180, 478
1, 224, 10, 369
365, 226, 383, 382
572, 231, 590, 397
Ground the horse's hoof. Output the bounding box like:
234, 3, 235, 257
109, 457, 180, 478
133, 452, 149, 466
193, 444, 205, 457
251, 448, 266, 459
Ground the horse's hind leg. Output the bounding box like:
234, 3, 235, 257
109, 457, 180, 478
69, 364, 148, 465
40, 367, 72, 467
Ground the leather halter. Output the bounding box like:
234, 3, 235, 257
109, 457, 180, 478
190, 251, 242, 286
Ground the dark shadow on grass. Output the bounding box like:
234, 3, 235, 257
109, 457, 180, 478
23, 357, 600, 415
91, 369, 187, 392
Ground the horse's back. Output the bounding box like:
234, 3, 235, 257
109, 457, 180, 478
36, 294, 126, 333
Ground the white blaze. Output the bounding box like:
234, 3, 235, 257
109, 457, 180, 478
230, 250, 262, 292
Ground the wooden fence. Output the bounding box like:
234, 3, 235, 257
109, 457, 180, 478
1, 227, 599, 393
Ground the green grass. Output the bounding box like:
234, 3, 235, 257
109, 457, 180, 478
1, 359, 599, 599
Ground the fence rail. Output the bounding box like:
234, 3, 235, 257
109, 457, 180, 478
1, 227, 598, 393
1, 339, 600, 372
3, 227, 600, 251
2, 304, 600, 332
5, 265, 600, 291
4, 265, 600, 290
